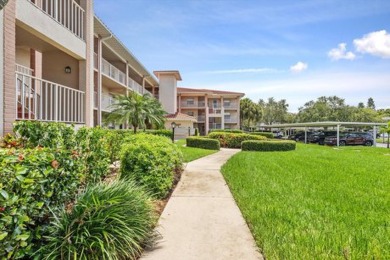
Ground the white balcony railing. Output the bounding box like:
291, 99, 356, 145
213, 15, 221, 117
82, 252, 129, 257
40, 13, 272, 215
209, 123, 222, 130
16, 72, 85, 123
209, 107, 222, 114
224, 117, 238, 123
102, 58, 126, 85
181, 101, 206, 108
101, 93, 115, 112
223, 103, 239, 109
29, 0, 85, 40
16, 64, 34, 76
128, 77, 143, 94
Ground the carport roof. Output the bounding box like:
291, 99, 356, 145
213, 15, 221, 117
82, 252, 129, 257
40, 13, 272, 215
262, 121, 387, 128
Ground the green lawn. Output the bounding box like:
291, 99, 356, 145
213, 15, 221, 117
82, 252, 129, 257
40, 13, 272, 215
221, 144, 390, 259
176, 139, 218, 162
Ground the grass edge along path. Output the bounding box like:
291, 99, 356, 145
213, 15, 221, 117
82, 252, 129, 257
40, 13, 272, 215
176, 139, 218, 162
221, 144, 390, 259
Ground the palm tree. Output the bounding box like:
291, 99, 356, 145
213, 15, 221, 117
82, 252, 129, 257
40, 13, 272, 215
105, 92, 166, 134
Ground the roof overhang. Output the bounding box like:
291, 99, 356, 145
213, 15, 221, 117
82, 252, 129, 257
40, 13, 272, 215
154, 70, 182, 81
262, 121, 387, 128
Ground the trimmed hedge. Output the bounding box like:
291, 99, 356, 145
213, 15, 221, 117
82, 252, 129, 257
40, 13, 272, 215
208, 132, 266, 148
120, 134, 183, 199
145, 129, 172, 139
250, 132, 274, 139
0, 148, 84, 259
209, 129, 243, 133
186, 137, 220, 150
242, 140, 296, 151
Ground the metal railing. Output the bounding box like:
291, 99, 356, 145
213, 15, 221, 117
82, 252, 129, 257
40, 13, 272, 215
29, 0, 85, 40
16, 72, 85, 123
16, 64, 34, 76
209, 123, 222, 130
101, 93, 115, 112
224, 117, 238, 123
209, 107, 222, 114
127, 77, 143, 94
223, 102, 239, 109
102, 58, 126, 85
181, 101, 206, 107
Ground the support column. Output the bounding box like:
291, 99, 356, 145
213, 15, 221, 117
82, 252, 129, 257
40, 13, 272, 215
2, 1, 16, 134
0, 8, 4, 135
336, 124, 340, 147
373, 126, 377, 146
205, 94, 209, 134
221, 97, 224, 129
79, 0, 94, 127
96, 37, 102, 126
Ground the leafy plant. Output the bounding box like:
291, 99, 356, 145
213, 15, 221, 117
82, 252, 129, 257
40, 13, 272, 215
0, 148, 84, 259
186, 137, 220, 150
208, 132, 266, 148
37, 180, 157, 260
250, 132, 274, 139
120, 134, 183, 199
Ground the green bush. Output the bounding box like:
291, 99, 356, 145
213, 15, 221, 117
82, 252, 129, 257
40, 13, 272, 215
37, 180, 157, 260
13, 121, 76, 149
208, 132, 266, 148
186, 137, 220, 150
0, 148, 84, 259
120, 134, 183, 199
105, 130, 133, 163
250, 132, 274, 138
145, 129, 172, 139
242, 140, 296, 151
209, 129, 243, 133
76, 127, 111, 183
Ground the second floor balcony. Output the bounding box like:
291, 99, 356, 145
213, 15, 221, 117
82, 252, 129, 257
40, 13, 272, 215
101, 58, 126, 85
28, 0, 85, 40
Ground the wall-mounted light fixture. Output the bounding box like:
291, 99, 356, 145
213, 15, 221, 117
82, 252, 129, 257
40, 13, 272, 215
65, 66, 71, 74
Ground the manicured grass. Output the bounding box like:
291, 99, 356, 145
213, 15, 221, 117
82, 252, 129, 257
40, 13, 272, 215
176, 139, 218, 162
221, 144, 390, 259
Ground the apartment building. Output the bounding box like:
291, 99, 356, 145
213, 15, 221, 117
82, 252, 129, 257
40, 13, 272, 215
0, 0, 244, 136
177, 88, 244, 135
0, 0, 159, 135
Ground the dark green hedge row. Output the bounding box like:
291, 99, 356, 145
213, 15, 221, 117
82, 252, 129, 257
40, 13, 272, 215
209, 129, 243, 133
208, 132, 266, 148
250, 132, 274, 138
241, 140, 296, 151
186, 137, 220, 150
120, 134, 183, 199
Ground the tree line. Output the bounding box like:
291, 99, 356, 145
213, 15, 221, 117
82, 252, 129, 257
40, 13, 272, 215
240, 96, 390, 129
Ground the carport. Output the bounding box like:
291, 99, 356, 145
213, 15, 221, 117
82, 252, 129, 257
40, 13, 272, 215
262, 121, 387, 147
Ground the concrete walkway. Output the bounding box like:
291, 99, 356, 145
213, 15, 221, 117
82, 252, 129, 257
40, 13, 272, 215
141, 148, 263, 260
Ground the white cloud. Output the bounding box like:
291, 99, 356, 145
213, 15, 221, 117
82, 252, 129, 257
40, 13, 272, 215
328, 43, 356, 60
353, 30, 390, 58
290, 61, 308, 73
204, 68, 280, 74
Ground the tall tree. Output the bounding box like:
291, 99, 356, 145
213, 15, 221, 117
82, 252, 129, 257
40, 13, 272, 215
358, 102, 365, 109
240, 98, 261, 129
105, 93, 166, 133
367, 97, 376, 110
297, 96, 348, 122
258, 97, 289, 124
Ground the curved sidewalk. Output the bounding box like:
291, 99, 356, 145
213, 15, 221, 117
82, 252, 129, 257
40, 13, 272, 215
141, 148, 263, 260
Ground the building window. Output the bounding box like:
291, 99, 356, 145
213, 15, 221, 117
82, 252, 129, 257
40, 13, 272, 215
187, 111, 194, 116
224, 100, 231, 107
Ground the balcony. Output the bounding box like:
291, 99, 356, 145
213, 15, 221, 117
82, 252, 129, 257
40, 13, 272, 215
28, 0, 85, 40
128, 77, 143, 94
101, 93, 115, 112
102, 58, 126, 86
181, 101, 206, 108
224, 117, 238, 123
197, 115, 206, 122
16, 71, 85, 123
209, 123, 222, 130
223, 102, 239, 110
208, 107, 222, 115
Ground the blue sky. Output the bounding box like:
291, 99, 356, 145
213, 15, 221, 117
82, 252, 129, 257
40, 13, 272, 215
94, 0, 390, 112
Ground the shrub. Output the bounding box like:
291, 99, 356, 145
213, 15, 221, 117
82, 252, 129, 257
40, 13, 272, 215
208, 132, 266, 148
186, 137, 220, 150
105, 130, 133, 163
145, 129, 172, 139
37, 180, 157, 260
241, 140, 296, 151
209, 129, 243, 134
13, 121, 76, 149
120, 134, 183, 199
0, 148, 84, 259
250, 132, 274, 139
76, 127, 111, 183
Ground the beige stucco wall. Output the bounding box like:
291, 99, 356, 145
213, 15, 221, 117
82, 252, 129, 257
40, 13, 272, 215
15, 0, 86, 59
165, 120, 194, 130
42, 50, 79, 89
159, 75, 177, 114
15, 47, 30, 67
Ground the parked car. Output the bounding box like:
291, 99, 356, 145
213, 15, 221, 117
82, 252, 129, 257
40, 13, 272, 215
288, 131, 314, 142
324, 132, 374, 146
308, 131, 338, 145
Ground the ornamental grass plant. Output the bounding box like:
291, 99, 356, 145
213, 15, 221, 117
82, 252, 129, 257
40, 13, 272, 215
37, 180, 157, 260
